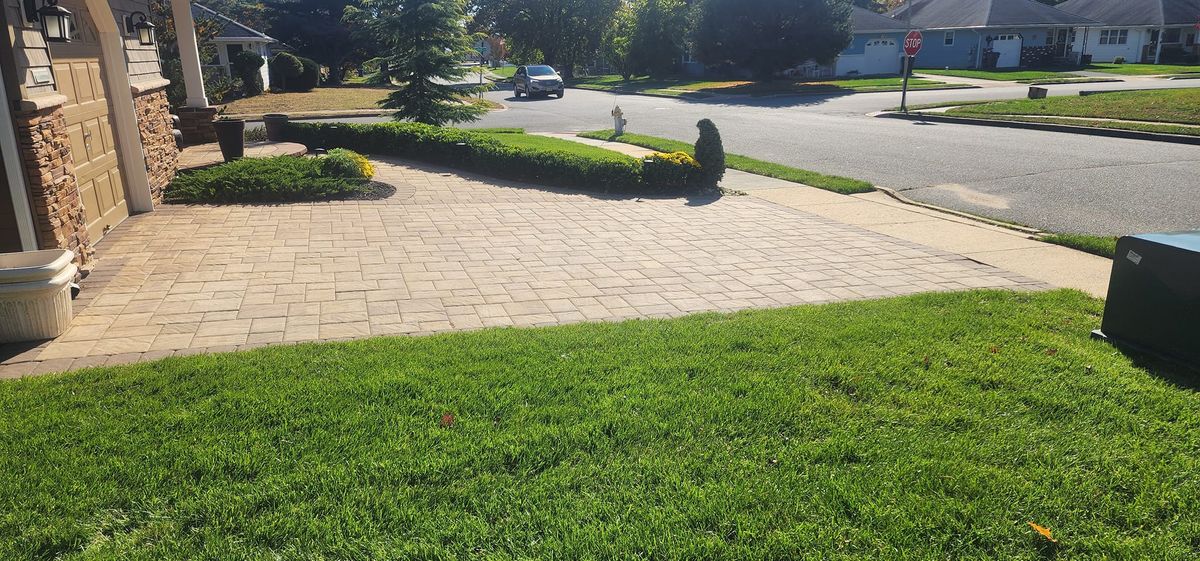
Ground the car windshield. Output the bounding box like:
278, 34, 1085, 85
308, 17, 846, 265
527, 66, 557, 77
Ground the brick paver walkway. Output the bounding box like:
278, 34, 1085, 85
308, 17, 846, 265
178, 141, 308, 170
0, 158, 1041, 377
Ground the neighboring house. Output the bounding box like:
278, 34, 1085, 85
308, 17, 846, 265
2, 0, 217, 267
193, 3, 276, 88
835, 6, 912, 76
888, 0, 1098, 69
1056, 0, 1200, 63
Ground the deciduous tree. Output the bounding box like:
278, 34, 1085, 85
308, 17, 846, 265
474, 0, 620, 77
692, 0, 853, 79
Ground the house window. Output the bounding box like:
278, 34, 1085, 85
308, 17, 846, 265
944, 31, 954, 46
1188, 33, 1196, 47
1163, 28, 1182, 44
1099, 29, 1129, 45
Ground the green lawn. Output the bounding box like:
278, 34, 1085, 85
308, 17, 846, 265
477, 130, 637, 162
1041, 233, 1119, 258
487, 66, 517, 79
916, 68, 1082, 81
4, 289, 1200, 559
570, 74, 967, 97
944, 88, 1200, 126
1086, 63, 1200, 76
579, 130, 875, 194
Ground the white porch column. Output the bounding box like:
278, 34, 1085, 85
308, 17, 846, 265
0, 65, 38, 250
171, 0, 209, 107
1154, 28, 1166, 64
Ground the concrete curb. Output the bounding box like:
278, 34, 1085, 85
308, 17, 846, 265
225, 110, 395, 122
876, 111, 1200, 145
872, 186, 1043, 235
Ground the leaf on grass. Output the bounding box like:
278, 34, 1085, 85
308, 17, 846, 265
1028, 521, 1057, 543
440, 412, 455, 428
1044, 348, 1058, 356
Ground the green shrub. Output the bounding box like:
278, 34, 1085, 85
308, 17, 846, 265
327, 148, 374, 178
294, 57, 321, 92
1112, 56, 1126, 65
165, 156, 370, 204
231, 51, 265, 97
270, 53, 304, 91
282, 122, 647, 193
641, 151, 701, 191
694, 119, 725, 189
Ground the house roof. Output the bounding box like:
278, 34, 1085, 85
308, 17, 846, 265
1056, 0, 1200, 27
887, 0, 1099, 30
192, 3, 276, 43
852, 5, 912, 33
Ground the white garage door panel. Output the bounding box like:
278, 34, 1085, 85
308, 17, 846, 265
993, 36, 1022, 68
863, 39, 901, 75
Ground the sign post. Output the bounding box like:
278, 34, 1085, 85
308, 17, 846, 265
900, 30, 923, 113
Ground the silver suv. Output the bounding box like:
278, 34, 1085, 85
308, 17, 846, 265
513, 65, 564, 98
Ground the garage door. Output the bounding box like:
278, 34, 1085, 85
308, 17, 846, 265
992, 34, 1022, 68
863, 39, 901, 75
50, 1, 127, 242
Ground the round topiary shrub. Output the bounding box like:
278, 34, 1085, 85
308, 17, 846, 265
231, 51, 265, 97
694, 118, 725, 189
293, 57, 321, 92
270, 52, 304, 91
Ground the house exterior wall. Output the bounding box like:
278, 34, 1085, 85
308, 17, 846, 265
2, 0, 176, 264
911, 29, 983, 69
132, 87, 176, 203
1073, 27, 1151, 62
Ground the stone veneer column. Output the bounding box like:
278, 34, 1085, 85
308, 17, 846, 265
11, 106, 93, 268
175, 106, 219, 145
133, 88, 180, 203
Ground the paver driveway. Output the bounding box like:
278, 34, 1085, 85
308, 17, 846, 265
0, 158, 1041, 377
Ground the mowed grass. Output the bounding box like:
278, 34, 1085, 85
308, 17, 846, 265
917, 68, 1082, 81
1086, 62, 1200, 76
579, 130, 875, 194
3, 290, 1200, 559
478, 131, 637, 162
570, 74, 965, 97
945, 88, 1200, 125
1041, 233, 1119, 258
218, 87, 397, 114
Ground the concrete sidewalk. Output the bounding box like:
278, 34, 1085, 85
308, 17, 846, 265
549, 133, 1112, 297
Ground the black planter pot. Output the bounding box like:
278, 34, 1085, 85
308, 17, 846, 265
262, 113, 289, 141
213, 119, 246, 162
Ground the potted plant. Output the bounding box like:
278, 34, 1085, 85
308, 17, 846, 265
213, 116, 246, 162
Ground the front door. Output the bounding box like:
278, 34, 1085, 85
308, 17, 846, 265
50, 0, 128, 242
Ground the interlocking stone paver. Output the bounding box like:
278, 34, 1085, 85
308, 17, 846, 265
0, 157, 1044, 377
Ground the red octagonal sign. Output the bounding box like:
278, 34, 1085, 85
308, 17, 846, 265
904, 30, 924, 56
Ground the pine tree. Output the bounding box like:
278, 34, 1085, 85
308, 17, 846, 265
348, 0, 485, 125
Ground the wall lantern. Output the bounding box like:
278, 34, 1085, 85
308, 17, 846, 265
126, 11, 156, 46
24, 0, 72, 43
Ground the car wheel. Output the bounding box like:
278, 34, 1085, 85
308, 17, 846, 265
514, 86, 522, 98
554, 89, 564, 98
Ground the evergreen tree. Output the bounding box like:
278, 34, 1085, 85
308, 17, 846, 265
348, 0, 485, 125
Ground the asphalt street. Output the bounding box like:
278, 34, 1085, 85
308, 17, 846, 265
307, 79, 1200, 235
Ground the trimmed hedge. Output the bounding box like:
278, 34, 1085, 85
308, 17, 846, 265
642, 151, 701, 189
294, 56, 321, 92
281, 122, 707, 194
165, 151, 372, 204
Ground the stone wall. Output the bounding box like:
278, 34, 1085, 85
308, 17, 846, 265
133, 88, 179, 203
11, 106, 93, 269
176, 106, 218, 145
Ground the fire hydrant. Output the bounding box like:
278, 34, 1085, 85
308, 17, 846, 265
612, 105, 626, 135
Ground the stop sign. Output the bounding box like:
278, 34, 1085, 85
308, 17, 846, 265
904, 30, 924, 56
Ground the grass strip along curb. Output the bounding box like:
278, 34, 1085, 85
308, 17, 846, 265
578, 130, 875, 195
1040, 233, 1119, 259
3, 289, 1199, 559
879, 111, 1200, 145
282, 123, 709, 195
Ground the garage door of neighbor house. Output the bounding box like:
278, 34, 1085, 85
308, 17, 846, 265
992, 35, 1022, 68
50, 1, 128, 242
863, 39, 901, 75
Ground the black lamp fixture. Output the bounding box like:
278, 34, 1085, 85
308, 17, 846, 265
125, 11, 156, 46
24, 0, 72, 43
